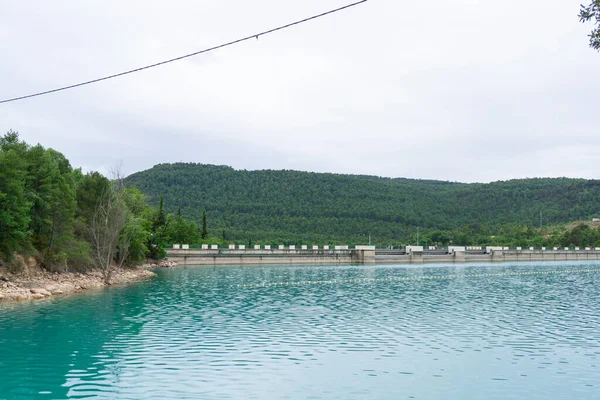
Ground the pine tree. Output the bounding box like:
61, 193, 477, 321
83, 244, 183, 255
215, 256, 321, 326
153, 195, 166, 231
0, 143, 31, 260
201, 210, 208, 239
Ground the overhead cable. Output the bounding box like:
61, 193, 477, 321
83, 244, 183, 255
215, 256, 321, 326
0, 0, 368, 104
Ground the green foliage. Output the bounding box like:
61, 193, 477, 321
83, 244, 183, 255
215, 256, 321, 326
153, 195, 166, 231
27, 147, 77, 263
0, 133, 80, 266
124, 163, 600, 246
0, 133, 31, 259
165, 214, 201, 245
65, 240, 92, 272
75, 171, 110, 225
120, 214, 150, 265
557, 223, 598, 247
580, 1, 600, 51
119, 187, 153, 265
201, 210, 208, 239
0, 132, 199, 270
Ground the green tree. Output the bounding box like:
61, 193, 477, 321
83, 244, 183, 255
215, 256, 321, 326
0, 133, 203, 270
14, 142, 80, 269
580, 1, 600, 51
146, 195, 168, 259
121, 187, 152, 264
201, 210, 208, 239
27, 148, 77, 266
164, 214, 201, 245
0, 136, 31, 259
153, 195, 166, 231
75, 171, 110, 226
119, 214, 149, 265
0, 132, 84, 269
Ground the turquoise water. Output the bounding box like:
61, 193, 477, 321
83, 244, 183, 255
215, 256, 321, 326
1, 261, 600, 399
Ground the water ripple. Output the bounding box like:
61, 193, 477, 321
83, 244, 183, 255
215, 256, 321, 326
1, 261, 600, 399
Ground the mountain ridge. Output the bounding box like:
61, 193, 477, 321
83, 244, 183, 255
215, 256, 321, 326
124, 163, 599, 244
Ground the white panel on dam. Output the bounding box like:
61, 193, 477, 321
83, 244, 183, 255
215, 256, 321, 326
447, 246, 464, 253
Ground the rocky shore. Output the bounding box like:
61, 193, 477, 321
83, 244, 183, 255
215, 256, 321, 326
0, 261, 180, 302
148, 260, 178, 268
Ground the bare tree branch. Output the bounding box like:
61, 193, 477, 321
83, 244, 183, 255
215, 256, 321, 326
89, 165, 133, 284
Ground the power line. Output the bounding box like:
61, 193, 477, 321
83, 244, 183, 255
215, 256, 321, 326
0, 0, 368, 105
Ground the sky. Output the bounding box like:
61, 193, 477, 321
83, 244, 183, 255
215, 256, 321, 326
1, 0, 599, 183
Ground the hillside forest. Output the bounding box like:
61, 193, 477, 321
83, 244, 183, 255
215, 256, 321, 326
125, 163, 600, 249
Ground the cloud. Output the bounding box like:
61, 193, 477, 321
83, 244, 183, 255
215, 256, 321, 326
1, 0, 599, 183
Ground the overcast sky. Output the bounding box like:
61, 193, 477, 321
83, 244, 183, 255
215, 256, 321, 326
1, 0, 599, 183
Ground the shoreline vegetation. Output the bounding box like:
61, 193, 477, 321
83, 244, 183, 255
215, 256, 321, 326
0, 131, 201, 296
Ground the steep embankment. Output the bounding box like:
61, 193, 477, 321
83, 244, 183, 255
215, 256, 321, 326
124, 163, 600, 243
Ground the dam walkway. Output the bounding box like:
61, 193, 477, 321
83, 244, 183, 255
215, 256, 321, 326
165, 247, 600, 266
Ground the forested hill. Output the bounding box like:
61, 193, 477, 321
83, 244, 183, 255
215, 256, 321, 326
124, 163, 600, 245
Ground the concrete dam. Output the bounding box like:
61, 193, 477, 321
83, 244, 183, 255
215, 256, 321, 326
165, 245, 600, 266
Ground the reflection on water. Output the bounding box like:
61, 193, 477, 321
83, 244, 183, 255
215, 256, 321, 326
1, 261, 600, 399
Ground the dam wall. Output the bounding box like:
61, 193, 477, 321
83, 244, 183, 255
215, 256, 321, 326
165, 248, 600, 266
375, 250, 600, 264
166, 248, 375, 266
500, 250, 600, 262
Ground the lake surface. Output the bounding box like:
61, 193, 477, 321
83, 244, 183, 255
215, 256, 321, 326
1, 261, 600, 399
